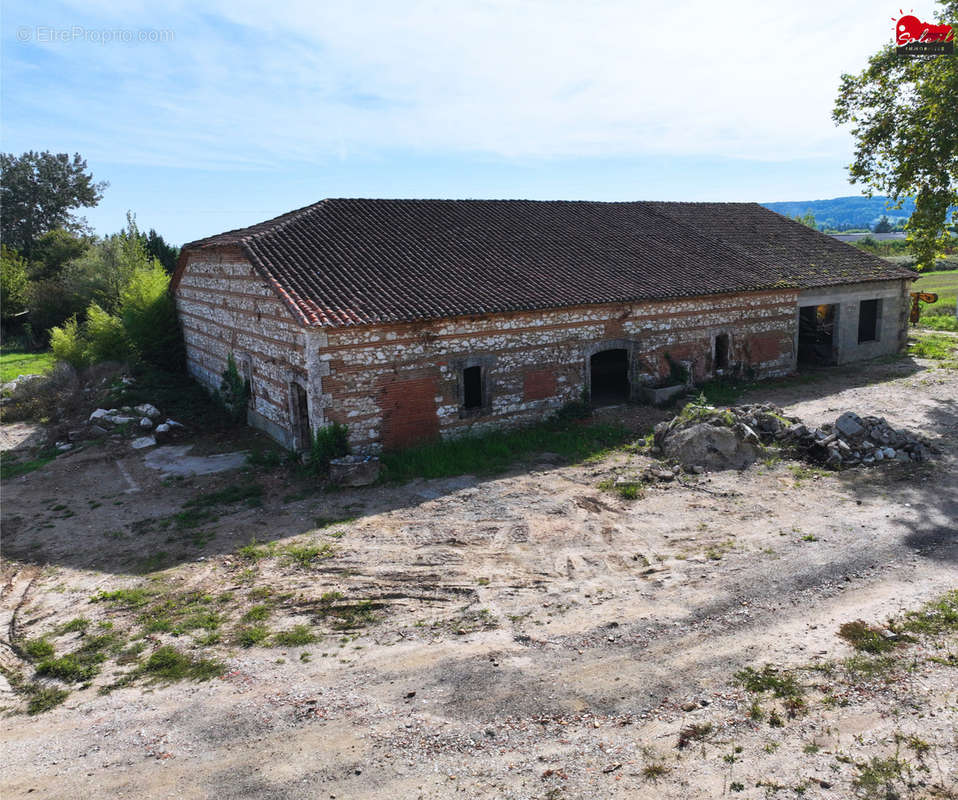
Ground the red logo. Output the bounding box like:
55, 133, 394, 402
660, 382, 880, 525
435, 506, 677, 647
895, 13, 954, 44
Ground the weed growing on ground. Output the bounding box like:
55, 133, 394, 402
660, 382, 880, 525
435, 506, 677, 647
90, 587, 155, 608
677, 722, 713, 749
137, 646, 223, 682
380, 415, 633, 482
235, 625, 271, 647
838, 620, 897, 654
283, 541, 335, 568
273, 625, 319, 646
23, 638, 54, 660
908, 332, 958, 361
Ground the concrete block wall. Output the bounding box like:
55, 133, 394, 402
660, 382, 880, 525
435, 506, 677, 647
796, 279, 912, 366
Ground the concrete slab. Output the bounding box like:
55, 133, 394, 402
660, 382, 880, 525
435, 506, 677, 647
143, 445, 248, 477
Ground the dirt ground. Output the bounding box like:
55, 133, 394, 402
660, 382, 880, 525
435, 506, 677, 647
1, 353, 956, 800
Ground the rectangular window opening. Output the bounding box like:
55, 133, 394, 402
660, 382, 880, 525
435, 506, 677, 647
714, 333, 730, 370
858, 299, 880, 343
463, 365, 483, 409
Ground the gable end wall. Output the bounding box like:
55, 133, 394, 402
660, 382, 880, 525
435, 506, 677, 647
174, 249, 310, 446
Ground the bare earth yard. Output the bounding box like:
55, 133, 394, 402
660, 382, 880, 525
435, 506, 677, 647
1, 353, 956, 799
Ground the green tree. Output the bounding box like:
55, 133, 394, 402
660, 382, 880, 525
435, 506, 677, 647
144, 229, 180, 273
119, 262, 184, 371
793, 211, 817, 229
1, 245, 29, 327
0, 151, 107, 258
833, 0, 958, 269
873, 215, 893, 233
29, 228, 91, 281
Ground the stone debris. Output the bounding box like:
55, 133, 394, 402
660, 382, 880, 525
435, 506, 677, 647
130, 436, 157, 449
139, 417, 154, 429
654, 402, 935, 472
134, 403, 161, 419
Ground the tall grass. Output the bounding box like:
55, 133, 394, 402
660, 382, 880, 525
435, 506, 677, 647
379, 416, 632, 482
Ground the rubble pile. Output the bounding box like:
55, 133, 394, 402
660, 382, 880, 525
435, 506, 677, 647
652, 402, 935, 472
83, 402, 184, 450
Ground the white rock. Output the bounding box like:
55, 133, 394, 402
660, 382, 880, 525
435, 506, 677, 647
106, 415, 136, 425
57, 443, 73, 452
139, 417, 154, 429
89, 408, 111, 422
135, 403, 161, 419
881, 447, 896, 459
154, 423, 171, 434
165, 419, 185, 428
131, 436, 157, 449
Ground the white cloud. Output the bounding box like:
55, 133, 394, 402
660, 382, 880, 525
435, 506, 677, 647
3, 0, 897, 168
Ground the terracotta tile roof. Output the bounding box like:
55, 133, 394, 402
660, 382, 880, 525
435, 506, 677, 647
181, 199, 915, 328
652, 202, 916, 291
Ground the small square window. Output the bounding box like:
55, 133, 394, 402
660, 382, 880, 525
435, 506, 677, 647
858, 299, 880, 343
462, 365, 483, 409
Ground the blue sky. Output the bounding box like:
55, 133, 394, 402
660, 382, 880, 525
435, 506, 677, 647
2, 0, 914, 245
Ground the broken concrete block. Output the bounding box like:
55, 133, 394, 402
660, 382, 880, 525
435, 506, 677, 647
662, 423, 761, 471
835, 412, 866, 442
329, 455, 380, 486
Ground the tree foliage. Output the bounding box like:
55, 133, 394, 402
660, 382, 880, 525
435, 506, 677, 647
0, 151, 107, 258
833, 0, 958, 269
1, 246, 29, 327
144, 229, 180, 273
119, 262, 184, 371
873, 215, 894, 233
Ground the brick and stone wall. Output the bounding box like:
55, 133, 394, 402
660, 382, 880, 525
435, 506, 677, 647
322, 289, 799, 452
174, 248, 312, 448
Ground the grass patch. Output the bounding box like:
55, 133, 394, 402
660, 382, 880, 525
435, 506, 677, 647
898, 589, 958, 636
90, 587, 155, 608
242, 604, 271, 622
0, 348, 55, 384
236, 538, 275, 561
137, 591, 220, 634
734, 664, 804, 699
283, 541, 335, 568
183, 482, 263, 510
235, 625, 271, 647
23, 638, 55, 660
138, 645, 223, 682
908, 332, 957, 361
26, 685, 70, 714
272, 624, 319, 646
838, 620, 897, 654
35, 631, 124, 683
314, 514, 357, 530
379, 414, 633, 483
0, 447, 58, 480
918, 314, 958, 331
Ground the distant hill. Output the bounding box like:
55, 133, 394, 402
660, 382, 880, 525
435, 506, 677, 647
760, 196, 915, 231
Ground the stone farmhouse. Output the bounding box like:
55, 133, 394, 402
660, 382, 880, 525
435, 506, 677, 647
171, 199, 915, 452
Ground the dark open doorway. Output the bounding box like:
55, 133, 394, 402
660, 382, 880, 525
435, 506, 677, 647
798, 304, 836, 366
291, 381, 311, 449
590, 349, 629, 405
714, 333, 730, 371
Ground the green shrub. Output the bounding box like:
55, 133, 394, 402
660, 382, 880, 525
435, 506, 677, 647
218, 354, 250, 423
119, 263, 184, 371
49, 315, 88, 367
306, 422, 350, 474
84, 303, 130, 363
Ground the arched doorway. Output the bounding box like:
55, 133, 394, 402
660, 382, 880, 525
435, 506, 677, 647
590, 349, 630, 405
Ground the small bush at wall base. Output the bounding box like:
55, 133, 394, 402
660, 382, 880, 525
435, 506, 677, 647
218, 354, 250, 423
305, 422, 350, 475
